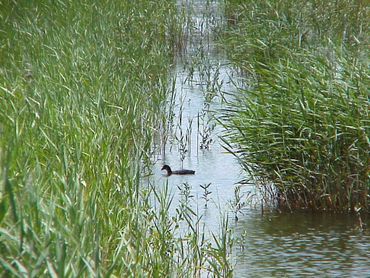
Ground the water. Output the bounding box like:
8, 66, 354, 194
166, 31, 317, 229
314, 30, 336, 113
146, 0, 370, 276
147, 0, 247, 232
234, 210, 370, 277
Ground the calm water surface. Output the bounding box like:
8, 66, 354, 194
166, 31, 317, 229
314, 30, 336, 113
234, 210, 370, 277
146, 0, 370, 276
147, 0, 246, 231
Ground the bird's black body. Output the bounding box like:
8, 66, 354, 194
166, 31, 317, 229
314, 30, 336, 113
161, 165, 195, 176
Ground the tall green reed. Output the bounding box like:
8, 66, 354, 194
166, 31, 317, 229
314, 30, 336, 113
221, 0, 369, 211
0, 0, 234, 277
0, 0, 232, 276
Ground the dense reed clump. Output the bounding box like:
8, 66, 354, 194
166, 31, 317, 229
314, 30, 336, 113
0, 1, 232, 276
221, 0, 369, 211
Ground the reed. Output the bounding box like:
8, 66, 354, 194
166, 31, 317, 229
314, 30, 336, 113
221, 0, 369, 211
200, 182, 212, 207
0, 1, 232, 276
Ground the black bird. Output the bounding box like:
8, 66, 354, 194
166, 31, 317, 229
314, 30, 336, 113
161, 164, 195, 176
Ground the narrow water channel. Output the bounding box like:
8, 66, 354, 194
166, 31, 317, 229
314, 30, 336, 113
147, 0, 370, 276
148, 0, 247, 232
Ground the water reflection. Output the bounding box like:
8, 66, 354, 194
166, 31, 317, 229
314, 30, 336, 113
146, 0, 246, 232
234, 210, 370, 277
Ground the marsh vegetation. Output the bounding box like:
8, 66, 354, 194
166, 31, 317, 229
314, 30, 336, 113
0, 1, 233, 276
1, 0, 368, 276
221, 0, 369, 212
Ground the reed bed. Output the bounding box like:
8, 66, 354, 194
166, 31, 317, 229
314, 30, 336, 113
221, 0, 369, 211
0, 1, 232, 276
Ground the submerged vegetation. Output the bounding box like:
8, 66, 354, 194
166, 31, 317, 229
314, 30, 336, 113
0, 1, 233, 276
221, 0, 369, 211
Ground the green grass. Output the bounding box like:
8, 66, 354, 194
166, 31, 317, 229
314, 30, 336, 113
0, 1, 232, 276
220, 0, 369, 211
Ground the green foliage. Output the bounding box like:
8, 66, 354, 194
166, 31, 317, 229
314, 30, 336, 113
0, 0, 232, 276
221, 0, 369, 211
223, 0, 368, 72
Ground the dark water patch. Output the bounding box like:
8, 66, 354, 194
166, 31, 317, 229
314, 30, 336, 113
234, 210, 370, 277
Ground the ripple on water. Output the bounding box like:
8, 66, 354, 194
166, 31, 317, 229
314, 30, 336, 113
234, 210, 370, 277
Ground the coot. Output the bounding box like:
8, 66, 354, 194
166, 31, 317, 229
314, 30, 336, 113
161, 165, 195, 176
